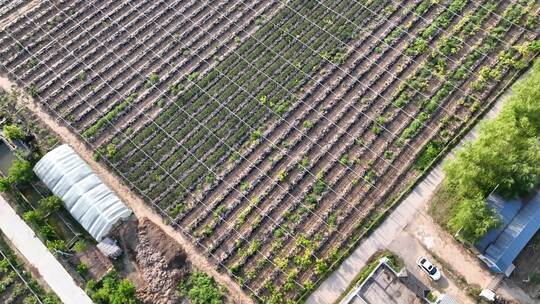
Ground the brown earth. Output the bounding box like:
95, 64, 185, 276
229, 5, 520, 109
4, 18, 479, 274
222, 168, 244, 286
118, 217, 189, 304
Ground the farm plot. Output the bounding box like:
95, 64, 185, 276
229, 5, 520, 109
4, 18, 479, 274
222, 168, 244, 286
0, 251, 39, 304
0, 0, 29, 22
0, 232, 58, 304
1, 0, 540, 302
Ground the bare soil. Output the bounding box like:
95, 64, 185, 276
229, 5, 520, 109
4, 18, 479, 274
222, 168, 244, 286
117, 217, 189, 304
73, 246, 113, 283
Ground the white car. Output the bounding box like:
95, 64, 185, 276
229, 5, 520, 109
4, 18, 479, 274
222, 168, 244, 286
417, 256, 442, 281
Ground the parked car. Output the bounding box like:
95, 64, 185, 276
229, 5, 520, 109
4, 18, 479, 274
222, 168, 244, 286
417, 256, 442, 281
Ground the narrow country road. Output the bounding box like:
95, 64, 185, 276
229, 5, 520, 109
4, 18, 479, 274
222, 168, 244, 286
0, 194, 93, 304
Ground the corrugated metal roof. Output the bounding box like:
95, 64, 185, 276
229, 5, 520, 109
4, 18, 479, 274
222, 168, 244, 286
34, 144, 132, 241
477, 192, 540, 273
476, 194, 522, 252
437, 294, 460, 304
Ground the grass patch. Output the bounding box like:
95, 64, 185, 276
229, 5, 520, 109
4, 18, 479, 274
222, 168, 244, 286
428, 184, 459, 231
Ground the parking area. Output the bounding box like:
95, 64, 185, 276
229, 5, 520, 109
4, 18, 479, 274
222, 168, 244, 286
388, 200, 537, 304
388, 230, 473, 303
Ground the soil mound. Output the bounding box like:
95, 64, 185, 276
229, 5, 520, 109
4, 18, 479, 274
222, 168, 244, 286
120, 218, 188, 304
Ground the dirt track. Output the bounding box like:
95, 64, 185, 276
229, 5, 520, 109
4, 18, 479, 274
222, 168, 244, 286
0, 77, 252, 304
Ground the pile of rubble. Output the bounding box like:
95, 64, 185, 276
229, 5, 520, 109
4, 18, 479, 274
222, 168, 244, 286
120, 218, 189, 304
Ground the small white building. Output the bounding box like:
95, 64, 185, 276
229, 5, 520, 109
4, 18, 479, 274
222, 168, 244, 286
33, 144, 132, 241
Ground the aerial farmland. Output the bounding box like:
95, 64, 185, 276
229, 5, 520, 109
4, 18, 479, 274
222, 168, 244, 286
0, 0, 539, 303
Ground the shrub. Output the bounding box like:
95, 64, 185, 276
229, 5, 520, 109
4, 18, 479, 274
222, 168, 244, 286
315, 259, 328, 275
3, 124, 26, 141
7, 159, 34, 185
78, 71, 87, 82
339, 154, 350, 166
76, 263, 89, 276
23, 297, 38, 304
73, 240, 87, 253
87, 273, 137, 304
414, 141, 443, 171
178, 272, 224, 304
27, 84, 38, 97
83, 94, 137, 138
38, 195, 63, 215
169, 203, 185, 217
188, 72, 200, 81
145, 73, 159, 88
277, 170, 287, 182
46, 240, 67, 253
371, 125, 381, 135
313, 174, 326, 196
106, 144, 116, 158
250, 129, 262, 141
303, 120, 314, 129
168, 83, 183, 96
23, 210, 44, 224
384, 151, 395, 160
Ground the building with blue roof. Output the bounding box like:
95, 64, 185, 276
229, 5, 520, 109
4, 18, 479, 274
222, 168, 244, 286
476, 192, 540, 276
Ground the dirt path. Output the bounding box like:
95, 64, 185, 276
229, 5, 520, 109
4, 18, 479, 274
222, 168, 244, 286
0, 77, 253, 304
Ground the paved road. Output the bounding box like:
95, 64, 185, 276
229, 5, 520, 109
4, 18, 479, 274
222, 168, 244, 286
0, 195, 93, 304
307, 71, 527, 304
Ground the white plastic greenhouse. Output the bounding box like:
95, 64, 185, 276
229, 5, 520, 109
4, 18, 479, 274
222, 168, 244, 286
34, 144, 132, 241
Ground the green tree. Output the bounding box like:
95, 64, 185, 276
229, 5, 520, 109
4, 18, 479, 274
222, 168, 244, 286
7, 159, 35, 185
441, 59, 540, 242
3, 124, 26, 141
444, 117, 540, 199
502, 59, 540, 134
38, 195, 63, 215
23, 210, 43, 224
448, 196, 501, 243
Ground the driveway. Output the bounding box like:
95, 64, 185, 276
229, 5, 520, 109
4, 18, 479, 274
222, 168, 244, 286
0, 194, 93, 304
